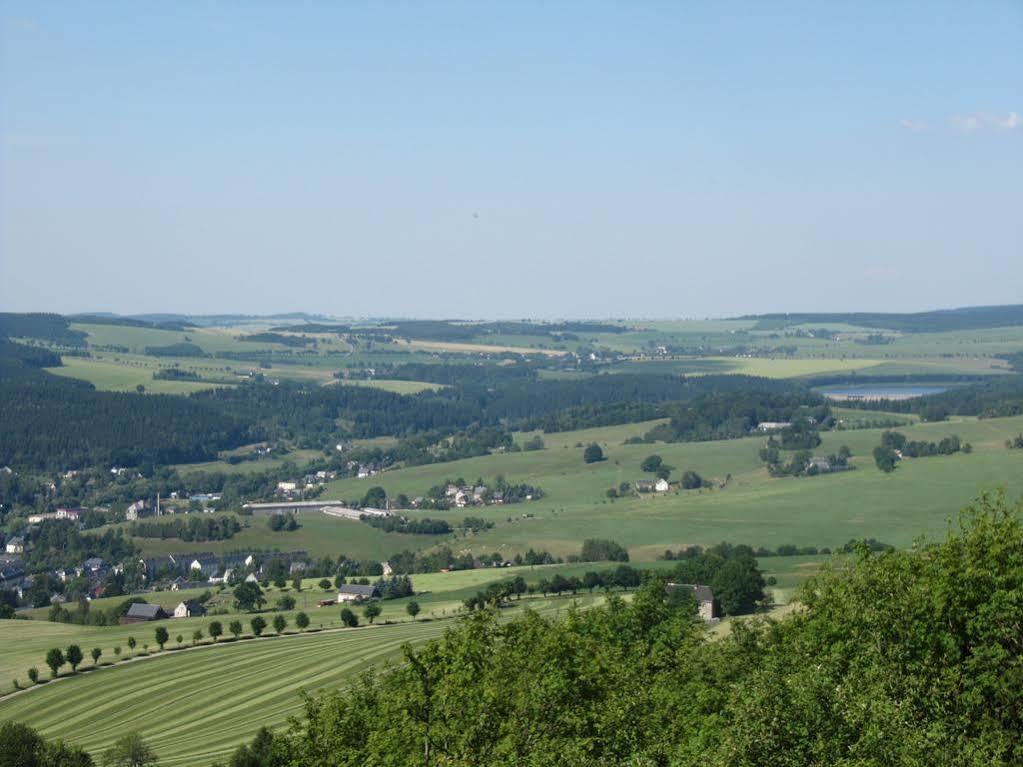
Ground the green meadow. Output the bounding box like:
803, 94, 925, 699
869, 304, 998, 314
321, 414, 1023, 560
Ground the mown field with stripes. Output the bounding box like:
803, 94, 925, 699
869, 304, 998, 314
0, 596, 598, 766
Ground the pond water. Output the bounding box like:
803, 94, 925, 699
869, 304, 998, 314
820, 385, 948, 401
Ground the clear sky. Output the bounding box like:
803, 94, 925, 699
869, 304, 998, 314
1, 2, 1020, 319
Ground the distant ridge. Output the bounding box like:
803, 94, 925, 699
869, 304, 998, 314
738, 304, 1023, 333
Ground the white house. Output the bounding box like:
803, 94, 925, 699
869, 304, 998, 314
277, 481, 298, 492
125, 500, 147, 521
173, 599, 206, 619
654, 478, 671, 493
337, 584, 377, 602
668, 583, 717, 621
5, 536, 25, 555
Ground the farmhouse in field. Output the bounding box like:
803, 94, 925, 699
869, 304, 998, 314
337, 584, 377, 603
173, 599, 206, 618
654, 478, 671, 493
635, 480, 656, 493
667, 583, 718, 621
121, 603, 169, 623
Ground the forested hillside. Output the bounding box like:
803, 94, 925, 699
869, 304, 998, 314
0, 341, 255, 470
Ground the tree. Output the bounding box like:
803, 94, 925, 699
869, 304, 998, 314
91, 647, 102, 666
192, 629, 203, 646
233, 581, 266, 612
873, 445, 898, 473
363, 603, 382, 624
681, 470, 703, 489
45, 647, 65, 678
276, 595, 296, 611
583, 443, 604, 463
272, 614, 287, 635
362, 485, 387, 508
229, 620, 243, 639
66, 644, 84, 672
27, 667, 39, 684
291, 576, 303, 592
102, 732, 158, 767
154, 626, 169, 651
250, 616, 267, 636
318, 578, 332, 591
641, 455, 663, 472
406, 601, 421, 620
340, 608, 358, 627
207, 620, 223, 642
176, 634, 183, 648
295, 611, 310, 631
710, 555, 766, 616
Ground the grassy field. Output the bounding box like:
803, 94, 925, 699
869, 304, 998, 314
129, 511, 427, 561
333, 379, 446, 394
320, 413, 1023, 560
0, 590, 613, 765
47, 357, 228, 394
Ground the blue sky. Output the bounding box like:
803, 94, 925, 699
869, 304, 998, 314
1, 2, 1020, 318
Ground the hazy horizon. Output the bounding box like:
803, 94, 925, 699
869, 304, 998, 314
2, 3, 1020, 318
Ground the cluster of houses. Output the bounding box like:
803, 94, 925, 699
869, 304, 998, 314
0, 545, 315, 610
413, 483, 518, 509
276, 470, 338, 497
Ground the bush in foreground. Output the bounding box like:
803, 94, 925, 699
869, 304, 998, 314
232, 492, 1023, 767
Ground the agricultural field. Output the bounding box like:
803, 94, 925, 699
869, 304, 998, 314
46, 357, 229, 394
322, 414, 1023, 560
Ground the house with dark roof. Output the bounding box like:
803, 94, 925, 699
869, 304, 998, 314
667, 583, 717, 621
121, 603, 168, 623
337, 584, 378, 603
173, 599, 206, 618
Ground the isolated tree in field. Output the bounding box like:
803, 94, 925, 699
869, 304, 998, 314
176, 634, 183, 648
65, 644, 83, 672
91, 647, 102, 666
340, 608, 358, 627
27, 667, 38, 684
273, 574, 287, 589
233, 581, 266, 612
250, 616, 267, 636
102, 732, 158, 767
318, 578, 332, 591
114, 646, 121, 659
363, 603, 382, 624
292, 576, 302, 591
583, 443, 604, 464
126, 636, 136, 657
873, 445, 898, 473
641, 455, 663, 472
192, 629, 203, 646
295, 611, 310, 631
208, 620, 223, 642
406, 601, 421, 620
45, 648, 65, 678
272, 614, 287, 635
154, 626, 169, 651
229, 620, 243, 639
